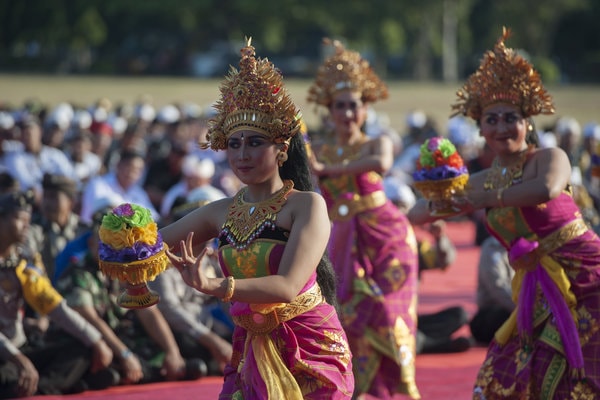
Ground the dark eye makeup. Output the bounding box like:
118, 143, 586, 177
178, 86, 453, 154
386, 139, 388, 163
333, 101, 362, 110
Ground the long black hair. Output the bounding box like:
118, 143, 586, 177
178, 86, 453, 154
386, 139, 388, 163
280, 132, 339, 309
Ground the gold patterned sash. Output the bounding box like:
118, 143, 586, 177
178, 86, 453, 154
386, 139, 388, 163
328, 190, 387, 221
232, 283, 324, 334
510, 218, 588, 271
496, 218, 589, 346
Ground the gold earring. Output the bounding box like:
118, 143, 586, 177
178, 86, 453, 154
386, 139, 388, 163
277, 151, 288, 167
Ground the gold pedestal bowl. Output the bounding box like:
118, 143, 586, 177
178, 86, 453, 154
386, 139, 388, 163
413, 174, 469, 217
99, 244, 169, 309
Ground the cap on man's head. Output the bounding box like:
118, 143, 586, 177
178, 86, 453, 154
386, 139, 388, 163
18, 114, 40, 129
0, 172, 19, 193
90, 121, 113, 137
42, 173, 78, 199
182, 156, 215, 179
0, 190, 35, 216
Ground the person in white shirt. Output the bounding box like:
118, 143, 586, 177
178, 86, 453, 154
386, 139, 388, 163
160, 155, 225, 219
66, 130, 103, 186
5, 117, 77, 203
79, 149, 159, 225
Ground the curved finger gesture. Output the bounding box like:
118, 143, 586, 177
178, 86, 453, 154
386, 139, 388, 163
166, 232, 209, 293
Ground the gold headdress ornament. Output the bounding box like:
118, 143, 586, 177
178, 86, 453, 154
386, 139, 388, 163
452, 27, 555, 120
201, 38, 302, 150
307, 38, 388, 107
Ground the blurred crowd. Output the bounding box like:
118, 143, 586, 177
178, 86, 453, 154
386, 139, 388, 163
0, 95, 599, 395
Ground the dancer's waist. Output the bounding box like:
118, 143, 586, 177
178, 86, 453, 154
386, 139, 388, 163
231, 283, 324, 334
510, 218, 588, 271
328, 190, 386, 221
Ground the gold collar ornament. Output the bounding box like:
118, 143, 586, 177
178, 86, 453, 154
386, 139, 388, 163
222, 180, 294, 250
307, 38, 388, 107
201, 38, 302, 150
451, 27, 555, 120
483, 150, 529, 191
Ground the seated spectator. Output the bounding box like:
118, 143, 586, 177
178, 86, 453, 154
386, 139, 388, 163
415, 220, 470, 354
27, 173, 88, 280
54, 209, 208, 387
88, 121, 114, 175
469, 235, 515, 344
143, 138, 189, 212
4, 116, 77, 205
79, 149, 158, 225
0, 189, 113, 398
150, 192, 233, 375
386, 176, 470, 353
66, 130, 103, 186
160, 155, 225, 219
0, 113, 22, 172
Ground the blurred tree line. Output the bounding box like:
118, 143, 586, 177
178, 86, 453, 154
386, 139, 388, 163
1, 0, 598, 82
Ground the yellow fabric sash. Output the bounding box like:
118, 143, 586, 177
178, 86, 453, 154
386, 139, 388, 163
232, 284, 324, 399
495, 256, 576, 344
15, 260, 63, 315
252, 334, 303, 399
495, 219, 586, 344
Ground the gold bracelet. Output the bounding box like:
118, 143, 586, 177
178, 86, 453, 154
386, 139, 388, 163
497, 188, 505, 208
222, 276, 235, 302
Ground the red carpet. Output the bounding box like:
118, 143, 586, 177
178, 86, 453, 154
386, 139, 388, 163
413, 220, 487, 399
24, 221, 486, 399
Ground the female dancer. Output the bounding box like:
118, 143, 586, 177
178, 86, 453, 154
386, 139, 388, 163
307, 39, 421, 400
159, 39, 354, 399
410, 28, 600, 398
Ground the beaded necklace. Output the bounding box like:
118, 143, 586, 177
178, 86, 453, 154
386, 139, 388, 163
320, 136, 367, 165
483, 150, 528, 191
221, 180, 294, 250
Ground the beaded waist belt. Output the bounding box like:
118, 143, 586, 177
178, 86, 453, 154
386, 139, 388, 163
232, 284, 324, 334
510, 218, 588, 271
328, 190, 387, 221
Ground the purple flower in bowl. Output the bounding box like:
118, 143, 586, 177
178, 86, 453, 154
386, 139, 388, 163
113, 204, 135, 217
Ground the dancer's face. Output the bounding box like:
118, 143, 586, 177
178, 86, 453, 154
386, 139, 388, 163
329, 90, 368, 138
226, 129, 280, 184
479, 103, 529, 156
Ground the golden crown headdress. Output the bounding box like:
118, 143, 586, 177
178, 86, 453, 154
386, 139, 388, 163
452, 27, 554, 120
201, 38, 302, 150
307, 38, 388, 107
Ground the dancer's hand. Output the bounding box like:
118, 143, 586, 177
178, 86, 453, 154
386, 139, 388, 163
308, 151, 326, 176
166, 232, 209, 293
460, 184, 496, 211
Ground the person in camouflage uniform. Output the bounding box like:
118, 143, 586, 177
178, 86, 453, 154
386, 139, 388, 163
54, 210, 207, 387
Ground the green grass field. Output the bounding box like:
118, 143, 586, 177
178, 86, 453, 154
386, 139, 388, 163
2, 74, 599, 134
